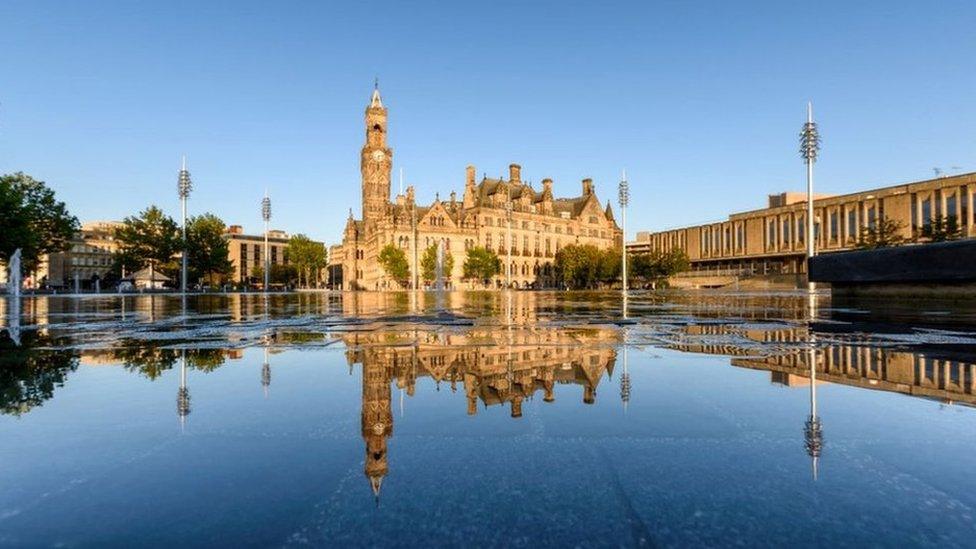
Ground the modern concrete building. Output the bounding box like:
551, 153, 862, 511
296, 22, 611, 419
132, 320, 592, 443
223, 225, 289, 284
331, 85, 621, 291
629, 172, 976, 277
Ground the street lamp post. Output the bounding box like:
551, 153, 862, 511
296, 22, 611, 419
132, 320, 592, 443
800, 102, 821, 291
618, 169, 629, 295
262, 192, 271, 293
178, 156, 192, 294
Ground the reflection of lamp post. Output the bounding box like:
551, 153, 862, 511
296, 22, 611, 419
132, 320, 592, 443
618, 169, 629, 295
800, 102, 821, 291
262, 340, 271, 399
803, 299, 823, 480
178, 156, 192, 294
262, 192, 272, 292
177, 349, 191, 431
804, 346, 823, 480
619, 344, 630, 414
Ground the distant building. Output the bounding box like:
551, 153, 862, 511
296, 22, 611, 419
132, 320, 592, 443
223, 225, 292, 284
223, 225, 327, 286
42, 221, 124, 289
629, 172, 976, 276
330, 85, 621, 291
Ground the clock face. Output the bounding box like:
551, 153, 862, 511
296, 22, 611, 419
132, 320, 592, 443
371, 150, 386, 162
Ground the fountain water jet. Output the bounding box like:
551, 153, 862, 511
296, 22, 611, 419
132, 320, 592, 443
5, 249, 22, 345
7, 249, 22, 299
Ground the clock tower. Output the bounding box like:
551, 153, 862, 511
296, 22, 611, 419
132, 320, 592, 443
361, 83, 392, 225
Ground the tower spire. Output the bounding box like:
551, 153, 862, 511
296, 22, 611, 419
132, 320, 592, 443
370, 79, 383, 108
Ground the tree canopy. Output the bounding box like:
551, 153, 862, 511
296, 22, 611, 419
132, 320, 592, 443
0, 172, 79, 272
920, 215, 962, 243
554, 244, 617, 289
857, 217, 906, 249
288, 234, 327, 288
629, 249, 690, 286
462, 246, 501, 283
187, 213, 233, 285
378, 243, 410, 285
421, 243, 455, 284
114, 206, 181, 277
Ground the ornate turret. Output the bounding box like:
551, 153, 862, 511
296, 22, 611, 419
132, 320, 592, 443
463, 165, 477, 209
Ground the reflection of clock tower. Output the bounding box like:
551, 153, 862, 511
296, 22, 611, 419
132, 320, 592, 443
361, 83, 392, 226
361, 349, 392, 501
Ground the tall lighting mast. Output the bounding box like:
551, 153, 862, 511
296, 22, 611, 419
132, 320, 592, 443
262, 191, 272, 292
800, 102, 821, 291
178, 156, 192, 294
618, 169, 629, 295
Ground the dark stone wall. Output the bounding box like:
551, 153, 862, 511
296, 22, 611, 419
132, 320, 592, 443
809, 239, 976, 283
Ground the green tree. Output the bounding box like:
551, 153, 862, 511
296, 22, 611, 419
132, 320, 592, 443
288, 234, 327, 288
187, 213, 233, 285
920, 215, 962, 243
630, 249, 690, 286
115, 206, 180, 279
857, 217, 906, 249
250, 263, 297, 286
0, 172, 79, 272
554, 244, 603, 289
598, 248, 622, 285
378, 243, 411, 285
462, 246, 501, 284
421, 244, 455, 284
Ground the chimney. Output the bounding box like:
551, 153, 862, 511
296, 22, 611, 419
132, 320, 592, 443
582, 178, 593, 195
542, 178, 553, 195
466, 165, 476, 188
509, 163, 521, 183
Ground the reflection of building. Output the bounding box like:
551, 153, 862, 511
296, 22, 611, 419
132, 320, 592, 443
331, 85, 621, 291
42, 221, 124, 288
629, 172, 976, 276
733, 347, 976, 406
345, 325, 621, 499
669, 323, 976, 406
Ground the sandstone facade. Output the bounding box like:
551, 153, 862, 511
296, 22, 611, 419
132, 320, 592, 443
331, 86, 621, 290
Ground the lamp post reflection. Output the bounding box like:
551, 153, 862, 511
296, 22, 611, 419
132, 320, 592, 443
177, 349, 190, 432
803, 292, 823, 479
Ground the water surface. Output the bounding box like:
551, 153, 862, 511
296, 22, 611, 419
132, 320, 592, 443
2, 291, 975, 547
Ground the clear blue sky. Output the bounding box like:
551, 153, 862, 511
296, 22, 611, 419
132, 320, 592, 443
2, 0, 974, 243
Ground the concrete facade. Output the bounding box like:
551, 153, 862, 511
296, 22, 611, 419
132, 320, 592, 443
331, 86, 621, 291
629, 173, 976, 276
224, 225, 298, 284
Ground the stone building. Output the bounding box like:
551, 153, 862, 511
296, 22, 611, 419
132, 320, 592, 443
42, 221, 124, 289
331, 85, 621, 290
629, 172, 976, 276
